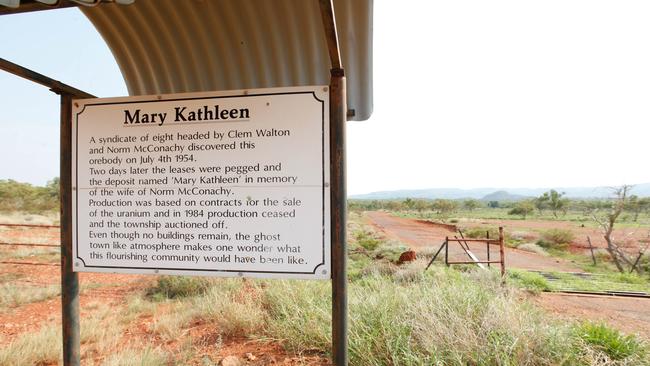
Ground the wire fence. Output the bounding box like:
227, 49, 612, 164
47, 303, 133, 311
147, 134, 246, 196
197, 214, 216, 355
0, 223, 61, 266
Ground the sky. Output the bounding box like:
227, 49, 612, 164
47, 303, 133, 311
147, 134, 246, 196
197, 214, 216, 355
1, 1, 649, 195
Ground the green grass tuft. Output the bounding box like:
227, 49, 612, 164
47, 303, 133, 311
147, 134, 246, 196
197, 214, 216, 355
508, 270, 551, 293
576, 322, 647, 361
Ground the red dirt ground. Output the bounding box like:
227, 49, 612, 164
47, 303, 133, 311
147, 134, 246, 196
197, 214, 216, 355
0, 225, 329, 365
365, 211, 582, 272
462, 218, 649, 251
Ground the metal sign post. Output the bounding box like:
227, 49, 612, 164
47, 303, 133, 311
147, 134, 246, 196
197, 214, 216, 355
318, 0, 349, 364
60, 94, 80, 366
329, 68, 348, 366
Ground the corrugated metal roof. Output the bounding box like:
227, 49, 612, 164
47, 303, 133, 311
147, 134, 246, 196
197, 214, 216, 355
79, 0, 373, 121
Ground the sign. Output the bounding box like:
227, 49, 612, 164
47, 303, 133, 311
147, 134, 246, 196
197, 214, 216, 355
72, 86, 330, 279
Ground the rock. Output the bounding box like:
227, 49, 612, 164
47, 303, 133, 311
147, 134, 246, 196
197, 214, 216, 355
220, 355, 243, 366
245, 352, 256, 361
398, 250, 417, 264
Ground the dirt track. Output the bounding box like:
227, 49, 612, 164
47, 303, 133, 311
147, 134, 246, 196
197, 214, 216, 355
365, 211, 582, 272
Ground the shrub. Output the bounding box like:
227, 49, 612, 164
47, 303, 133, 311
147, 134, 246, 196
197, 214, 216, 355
540, 229, 575, 246
146, 276, 213, 300
576, 322, 647, 360
463, 227, 498, 239
462, 226, 518, 247
353, 229, 381, 251
0, 179, 59, 213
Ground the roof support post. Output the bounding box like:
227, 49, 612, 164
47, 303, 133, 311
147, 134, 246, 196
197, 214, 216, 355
318, 1, 347, 364
329, 70, 347, 366
60, 93, 80, 366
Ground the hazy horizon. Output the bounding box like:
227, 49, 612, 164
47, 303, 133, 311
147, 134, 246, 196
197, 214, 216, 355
2, 2, 650, 195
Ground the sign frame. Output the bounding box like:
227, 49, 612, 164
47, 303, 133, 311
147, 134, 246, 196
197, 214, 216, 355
71, 86, 331, 279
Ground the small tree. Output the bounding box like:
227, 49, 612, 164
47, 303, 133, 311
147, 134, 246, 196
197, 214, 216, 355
487, 201, 499, 208
537, 190, 569, 218
626, 195, 650, 222
535, 194, 548, 215
432, 199, 458, 220
463, 199, 481, 212
403, 198, 415, 211
413, 199, 429, 216
591, 185, 638, 273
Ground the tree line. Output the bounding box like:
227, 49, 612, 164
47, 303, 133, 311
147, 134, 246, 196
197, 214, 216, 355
349, 189, 650, 221
0, 179, 59, 213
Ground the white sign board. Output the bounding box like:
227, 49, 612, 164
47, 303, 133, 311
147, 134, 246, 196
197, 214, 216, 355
72, 86, 330, 279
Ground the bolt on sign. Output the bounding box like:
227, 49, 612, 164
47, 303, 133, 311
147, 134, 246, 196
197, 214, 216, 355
71, 86, 330, 279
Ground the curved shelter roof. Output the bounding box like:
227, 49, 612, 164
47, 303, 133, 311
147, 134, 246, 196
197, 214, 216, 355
2, 0, 373, 120
6, 0, 373, 121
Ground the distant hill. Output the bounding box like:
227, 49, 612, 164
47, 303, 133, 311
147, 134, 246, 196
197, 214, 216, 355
350, 183, 650, 200
480, 191, 530, 202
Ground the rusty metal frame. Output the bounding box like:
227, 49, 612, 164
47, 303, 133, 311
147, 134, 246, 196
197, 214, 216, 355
443, 227, 506, 276
0, 57, 94, 366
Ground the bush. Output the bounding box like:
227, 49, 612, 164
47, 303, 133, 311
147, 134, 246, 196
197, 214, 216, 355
0, 179, 59, 213
463, 227, 498, 239
576, 322, 647, 360
540, 229, 575, 246
146, 276, 213, 300
462, 226, 519, 247
353, 229, 381, 251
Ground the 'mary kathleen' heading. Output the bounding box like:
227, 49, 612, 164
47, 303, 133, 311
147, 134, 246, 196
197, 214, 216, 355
124, 105, 250, 126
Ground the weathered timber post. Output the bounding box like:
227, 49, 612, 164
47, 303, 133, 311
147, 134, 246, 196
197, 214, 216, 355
445, 237, 449, 266
486, 230, 491, 268
498, 227, 505, 277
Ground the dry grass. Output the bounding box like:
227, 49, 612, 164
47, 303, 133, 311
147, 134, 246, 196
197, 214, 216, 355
149, 302, 198, 341
0, 212, 59, 226
518, 242, 550, 256
0, 323, 61, 365
0, 282, 59, 307
100, 347, 170, 366
191, 280, 267, 337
